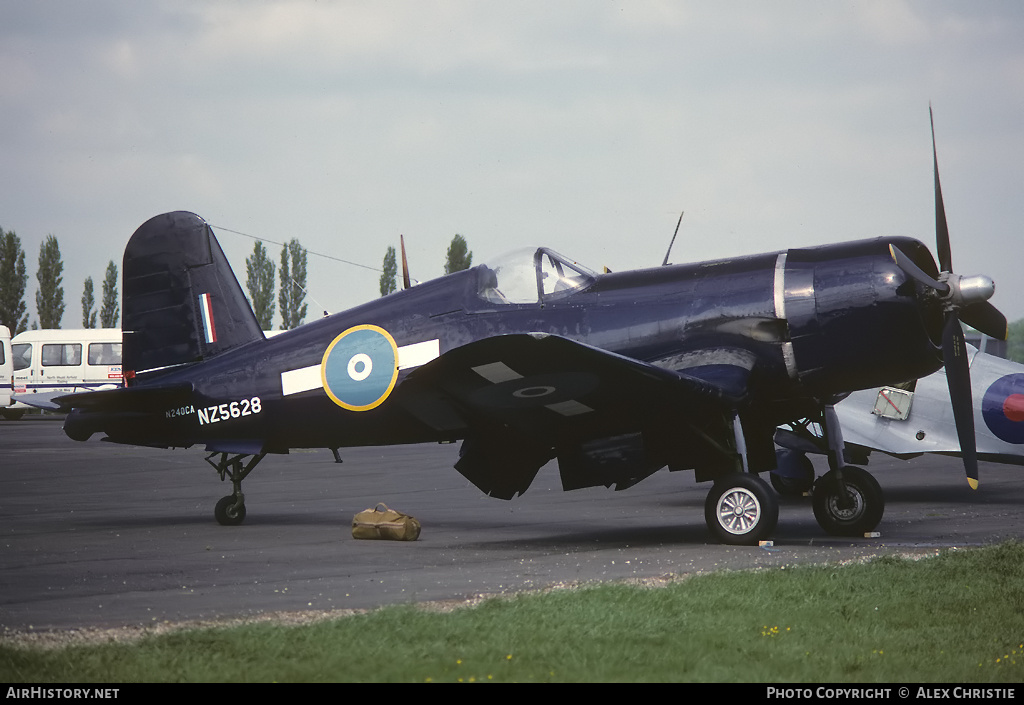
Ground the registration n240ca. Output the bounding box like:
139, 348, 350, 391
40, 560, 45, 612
198, 397, 262, 426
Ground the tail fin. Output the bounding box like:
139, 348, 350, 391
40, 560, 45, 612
123, 212, 264, 376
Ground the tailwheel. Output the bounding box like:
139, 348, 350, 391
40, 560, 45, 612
812, 466, 884, 536
704, 473, 778, 546
205, 450, 266, 526
215, 495, 247, 526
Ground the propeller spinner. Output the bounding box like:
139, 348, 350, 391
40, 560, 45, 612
888, 108, 1007, 489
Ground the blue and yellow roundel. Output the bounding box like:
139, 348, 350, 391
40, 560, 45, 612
982, 373, 1024, 445
321, 325, 399, 411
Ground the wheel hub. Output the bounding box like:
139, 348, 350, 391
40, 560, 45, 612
717, 488, 761, 535
827, 488, 865, 521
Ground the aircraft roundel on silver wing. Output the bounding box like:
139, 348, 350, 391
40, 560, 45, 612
823, 347, 1024, 466
43, 111, 1007, 545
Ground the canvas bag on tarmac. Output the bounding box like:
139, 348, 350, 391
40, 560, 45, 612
352, 503, 422, 541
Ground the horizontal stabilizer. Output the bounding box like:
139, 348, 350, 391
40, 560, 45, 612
12, 392, 65, 412
53, 383, 195, 413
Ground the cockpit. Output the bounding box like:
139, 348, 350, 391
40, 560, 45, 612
477, 248, 598, 305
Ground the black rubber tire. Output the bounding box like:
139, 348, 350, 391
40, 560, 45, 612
812, 466, 884, 536
215, 495, 247, 526
704, 473, 778, 545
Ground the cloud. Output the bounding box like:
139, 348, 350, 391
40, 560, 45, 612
1, 1, 1022, 324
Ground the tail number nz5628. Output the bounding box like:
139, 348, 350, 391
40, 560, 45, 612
198, 397, 262, 426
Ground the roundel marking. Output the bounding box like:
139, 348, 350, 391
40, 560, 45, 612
321, 325, 399, 411
981, 373, 1024, 444
512, 385, 557, 399
468, 371, 599, 410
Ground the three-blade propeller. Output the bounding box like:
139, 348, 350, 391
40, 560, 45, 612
888, 108, 1007, 489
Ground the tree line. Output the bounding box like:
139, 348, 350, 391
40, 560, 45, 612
1, 226, 118, 333
244, 238, 309, 330
2, 222, 473, 335
245, 232, 472, 327
0, 225, 311, 334
7, 224, 1024, 365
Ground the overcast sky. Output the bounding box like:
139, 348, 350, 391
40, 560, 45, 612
2, 0, 1022, 329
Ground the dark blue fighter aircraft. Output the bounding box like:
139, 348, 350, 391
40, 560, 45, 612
49, 113, 1007, 544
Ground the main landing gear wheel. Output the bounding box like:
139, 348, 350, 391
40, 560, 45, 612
812, 466, 884, 536
215, 495, 247, 526
704, 473, 778, 546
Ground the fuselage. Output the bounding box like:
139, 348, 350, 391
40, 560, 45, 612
67, 235, 945, 454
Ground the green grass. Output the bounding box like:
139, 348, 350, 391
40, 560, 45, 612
4, 542, 1024, 682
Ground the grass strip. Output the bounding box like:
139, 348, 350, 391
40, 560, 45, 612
3, 542, 1024, 682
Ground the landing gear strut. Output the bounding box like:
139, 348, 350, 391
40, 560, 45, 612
703, 413, 779, 545
811, 405, 884, 536
205, 451, 267, 526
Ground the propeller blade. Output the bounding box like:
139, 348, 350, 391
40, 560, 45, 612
888, 244, 949, 294
930, 106, 953, 272
959, 301, 1008, 341
400, 234, 411, 290
942, 313, 979, 489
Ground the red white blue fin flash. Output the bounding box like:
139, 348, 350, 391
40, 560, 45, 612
198, 293, 217, 344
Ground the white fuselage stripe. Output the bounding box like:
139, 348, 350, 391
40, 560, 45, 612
280, 338, 441, 396
397, 338, 440, 370
281, 365, 322, 396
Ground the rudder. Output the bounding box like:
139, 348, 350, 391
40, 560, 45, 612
123, 212, 264, 377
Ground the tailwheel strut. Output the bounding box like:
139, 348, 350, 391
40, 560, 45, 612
204, 451, 267, 526
811, 405, 885, 535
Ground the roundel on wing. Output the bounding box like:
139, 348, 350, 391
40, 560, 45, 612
981, 373, 1024, 444
321, 325, 399, 411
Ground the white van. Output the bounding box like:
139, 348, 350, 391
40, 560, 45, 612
6, 329, 122, 419
0, 325, 12, 412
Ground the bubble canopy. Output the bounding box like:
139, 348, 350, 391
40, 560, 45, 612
477, 247, 598, 305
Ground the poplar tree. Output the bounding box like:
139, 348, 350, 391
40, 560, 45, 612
100, 260, 119, 328
278, 239, 308, 330
0, 227, 29, 334
444, 234, 472, 274
245, 241, 276, 329
379, 246, 397, 296
35, 234, 65, 329
82, 277, 97, 328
